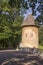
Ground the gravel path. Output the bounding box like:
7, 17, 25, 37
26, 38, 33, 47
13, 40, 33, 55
0, 50, 43, 65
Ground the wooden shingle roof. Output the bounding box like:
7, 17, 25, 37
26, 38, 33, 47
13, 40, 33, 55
21, 14, 35, 27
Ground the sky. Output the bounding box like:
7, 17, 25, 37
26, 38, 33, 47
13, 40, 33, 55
24, 2, 41, 20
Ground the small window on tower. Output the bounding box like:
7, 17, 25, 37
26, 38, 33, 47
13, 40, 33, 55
26, 33, 27, 37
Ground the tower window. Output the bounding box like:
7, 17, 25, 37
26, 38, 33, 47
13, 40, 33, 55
26, 33, 27, 37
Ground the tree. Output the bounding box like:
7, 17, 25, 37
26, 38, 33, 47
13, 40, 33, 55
0, 0, 24, 49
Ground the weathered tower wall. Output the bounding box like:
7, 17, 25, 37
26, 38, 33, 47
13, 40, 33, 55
20, 26, 39, 48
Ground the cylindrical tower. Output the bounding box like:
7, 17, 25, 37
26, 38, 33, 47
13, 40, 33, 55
20, 14, 39, 48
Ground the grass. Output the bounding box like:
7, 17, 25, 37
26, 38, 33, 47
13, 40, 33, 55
39, 44, 43, 49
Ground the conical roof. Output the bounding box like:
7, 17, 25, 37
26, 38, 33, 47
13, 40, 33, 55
21, 14, 35, 27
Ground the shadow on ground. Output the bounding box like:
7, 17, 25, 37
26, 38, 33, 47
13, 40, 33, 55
0, 50, 43, 65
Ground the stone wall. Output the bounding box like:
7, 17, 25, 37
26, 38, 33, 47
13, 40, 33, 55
20, 26, 39, 48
